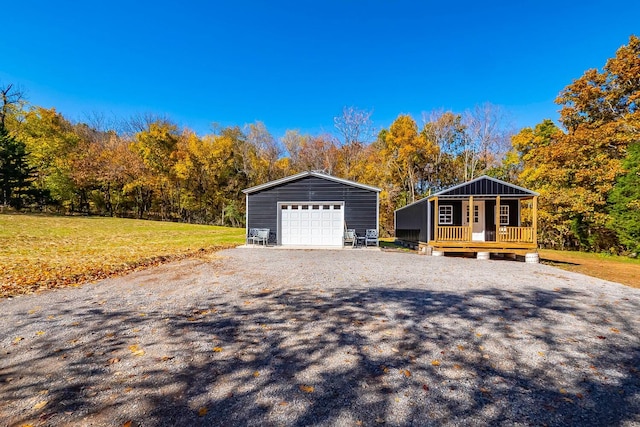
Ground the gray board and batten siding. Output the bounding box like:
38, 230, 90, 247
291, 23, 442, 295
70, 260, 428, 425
394, 175, 538, 245
243, 172, 380, 246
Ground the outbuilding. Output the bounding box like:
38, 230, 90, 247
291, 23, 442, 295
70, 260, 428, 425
394, 175, 539, 257
243, 171, 380, 247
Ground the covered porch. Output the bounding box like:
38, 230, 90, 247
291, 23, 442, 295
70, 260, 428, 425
429, 194, 538, 255
418, 176, 540, 257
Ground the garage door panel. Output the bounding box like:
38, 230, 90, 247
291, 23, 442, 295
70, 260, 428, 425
281, 203, 344, 246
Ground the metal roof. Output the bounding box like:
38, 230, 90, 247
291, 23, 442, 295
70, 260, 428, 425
394, 176, 537, 213
429, 175, 538, 198
242, 171, 381, 194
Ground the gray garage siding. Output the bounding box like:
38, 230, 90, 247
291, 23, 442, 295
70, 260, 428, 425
247, 176, 378, 241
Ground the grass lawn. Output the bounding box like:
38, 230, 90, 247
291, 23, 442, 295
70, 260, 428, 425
0, 213, 245, 297
539, 249, 640, 289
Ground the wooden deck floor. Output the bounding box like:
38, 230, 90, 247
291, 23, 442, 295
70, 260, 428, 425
425, 240, 537, 255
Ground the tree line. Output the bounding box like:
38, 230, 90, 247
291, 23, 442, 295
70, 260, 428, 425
1, 35, 638, 254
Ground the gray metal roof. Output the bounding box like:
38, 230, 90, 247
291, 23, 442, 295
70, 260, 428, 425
395, 175, 538, 213
242, 171, 381, 194
429, 175, 538, 198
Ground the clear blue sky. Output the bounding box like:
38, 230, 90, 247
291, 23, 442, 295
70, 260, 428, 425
1, 1, 638, 138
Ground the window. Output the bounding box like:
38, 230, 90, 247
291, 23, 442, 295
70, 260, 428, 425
500, 205, 509, 225
466, 204, 479, 223
439, 205, 453, 225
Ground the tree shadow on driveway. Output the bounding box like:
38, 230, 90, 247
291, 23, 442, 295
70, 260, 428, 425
1, 283, 639, 426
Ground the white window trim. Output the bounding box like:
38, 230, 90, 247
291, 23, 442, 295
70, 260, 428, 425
439, 205, 453, 225
500, 205, 509, 226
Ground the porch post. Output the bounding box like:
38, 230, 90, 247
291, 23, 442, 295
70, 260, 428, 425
532, 196, 538, 246
434, 197, 439, 242
496, 195, 501, 242
468, 195, 473, 242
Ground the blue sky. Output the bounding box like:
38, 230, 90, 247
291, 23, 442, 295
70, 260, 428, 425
1, 1, 638, 139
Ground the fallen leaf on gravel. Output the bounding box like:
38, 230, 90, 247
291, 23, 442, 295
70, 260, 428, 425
36, 331, 45, 336
33, 400, 48, 410
108, 358, 120, 364
198, 407, 208, 416
212, 347, 223, 352
453, 364, 462, 370
422, 384, 429, 391
480, 387, 490, 394
576, 393, 584, 399
299, 385, 314, 393
253, 371, 260, 377
123, 421, 132, 427
476, 332, 482, 337
106, 332, 116, 338
431, 360, 441, 366
380, 365, 389, 373
538, 352, 545, 357
160, 356, 173, 361
128, 345, 144, 356
13, 337, 23, 343
278, 401, 288, 406
399, 369, 411, 377
559, 388, 567, 394
124, 387, 133, 393
457, 345, 464, 351
610, 328, 620, 333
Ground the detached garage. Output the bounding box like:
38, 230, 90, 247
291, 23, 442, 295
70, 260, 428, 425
243, 171, 380, 247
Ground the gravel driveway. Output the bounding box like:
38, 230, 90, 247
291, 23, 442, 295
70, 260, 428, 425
1, 248, 639, 427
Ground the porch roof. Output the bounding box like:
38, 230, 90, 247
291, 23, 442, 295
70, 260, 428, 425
429, 175, 538, 199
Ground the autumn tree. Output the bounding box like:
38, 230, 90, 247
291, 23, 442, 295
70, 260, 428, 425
461, 103, 513, 181
421, 110, 466, 190
334, 106, 374, 179
381, 114, 437, 204
555, 35, 639, 249
245, 121, 282, 183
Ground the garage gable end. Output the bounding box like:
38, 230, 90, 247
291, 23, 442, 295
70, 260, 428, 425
245, 173, 380, 246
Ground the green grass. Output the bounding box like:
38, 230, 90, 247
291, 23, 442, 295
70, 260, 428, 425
0, 213, 245, 297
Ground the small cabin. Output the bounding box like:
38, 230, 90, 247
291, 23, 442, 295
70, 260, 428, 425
394, 176, 538, 256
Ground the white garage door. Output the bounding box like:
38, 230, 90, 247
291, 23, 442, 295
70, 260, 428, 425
280, 203, 344, 246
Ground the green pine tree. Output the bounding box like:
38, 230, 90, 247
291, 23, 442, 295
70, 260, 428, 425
0, 126, 33, 208
608, 142, 640, 254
